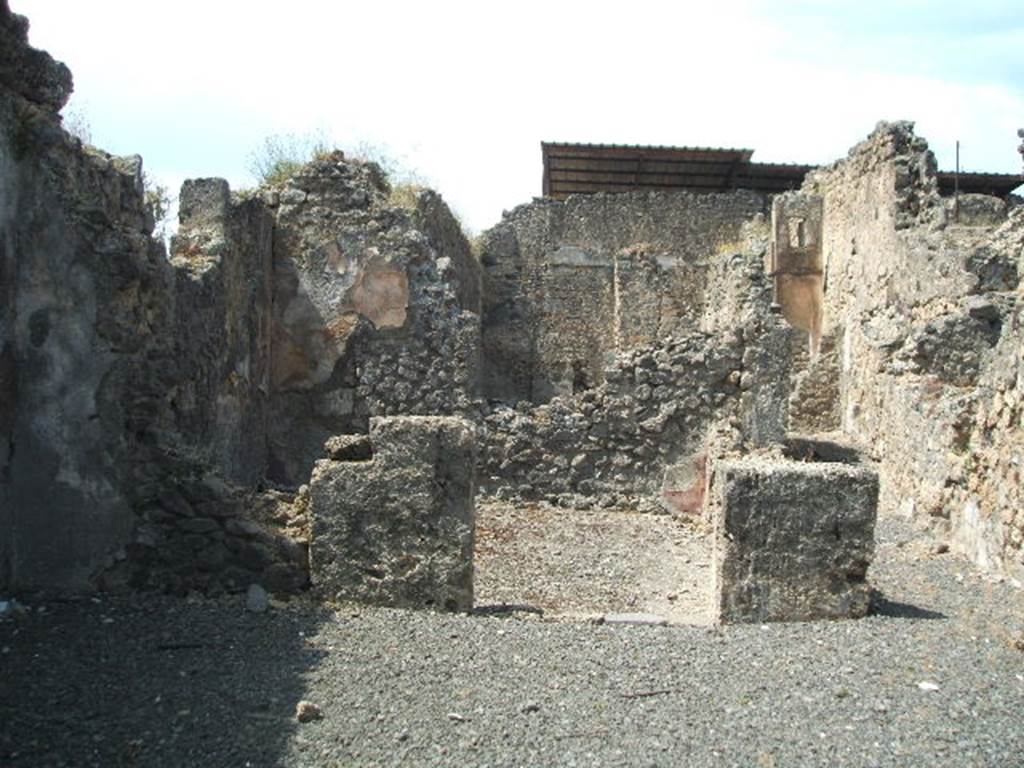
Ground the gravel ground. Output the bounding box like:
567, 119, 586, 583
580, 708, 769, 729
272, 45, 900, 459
2, 514, 1023, 768
475, 501, 712, 624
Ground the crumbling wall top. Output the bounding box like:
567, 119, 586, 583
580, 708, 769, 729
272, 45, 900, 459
0, 0, 72, 112
805, 120, 942, 231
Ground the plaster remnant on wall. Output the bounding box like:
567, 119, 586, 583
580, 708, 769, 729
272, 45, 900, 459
771, 193, 824, 351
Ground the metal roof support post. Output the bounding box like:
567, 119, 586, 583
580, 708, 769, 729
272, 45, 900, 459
954, 140, 960, 224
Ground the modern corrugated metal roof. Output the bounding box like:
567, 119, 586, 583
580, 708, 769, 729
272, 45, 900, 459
541, 142, 803, 197
937, 171, 1022, 198
541, 141, 1022, 199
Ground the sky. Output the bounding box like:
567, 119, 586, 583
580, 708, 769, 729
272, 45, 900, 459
13, 0, 1024, 233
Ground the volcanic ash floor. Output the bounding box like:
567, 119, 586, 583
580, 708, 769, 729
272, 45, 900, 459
474, 501, 714, 625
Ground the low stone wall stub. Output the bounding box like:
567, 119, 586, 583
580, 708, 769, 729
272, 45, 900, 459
711, 456, 879, 623
309, 416, 477, 611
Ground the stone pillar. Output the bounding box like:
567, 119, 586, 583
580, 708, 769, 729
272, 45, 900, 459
740, 317, 796, 449
309, 416, 477, 611
710, 452, 878, 623
770, 193, 824, 353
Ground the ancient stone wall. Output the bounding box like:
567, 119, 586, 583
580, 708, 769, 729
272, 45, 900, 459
263, 161, 481, 486
790, 121, 1024, 581
953, 283, 1024, 574
0, 35, 312, 596
0, 6, 164, 590
0, 4, 480, 594
479, 190, 768, 403
169, 178, 274, 485
480, 330, 745, 510
479, 234, 797, 512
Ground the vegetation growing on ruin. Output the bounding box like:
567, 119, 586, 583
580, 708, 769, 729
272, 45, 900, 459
245, 131, 481, 237
143, 173, 172, 241
247, 133, 332, 187
61, 98, 92, 145
385, 183, 420, 209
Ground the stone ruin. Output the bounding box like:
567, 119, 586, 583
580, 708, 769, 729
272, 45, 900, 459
310, 417, 476, 613
2, 2, 1022, 623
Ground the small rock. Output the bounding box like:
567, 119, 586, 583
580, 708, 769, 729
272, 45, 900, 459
520, 701, 541, 714
281, 188, 308, 206
447, 712, 469, 723
917, 681, 940, 692
295, 701, 322, 723
245, 584, 269, 613
930, 542, 950, 555
965, 296, 1000, 322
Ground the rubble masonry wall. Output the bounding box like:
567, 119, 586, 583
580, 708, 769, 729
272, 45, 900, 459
479, 221, 797, 511
478, 190, 767, 404
261, 160, 481, 487
794, 122, 1024, 581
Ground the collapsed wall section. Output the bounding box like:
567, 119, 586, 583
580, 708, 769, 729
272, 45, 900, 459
480, 218, 798, 512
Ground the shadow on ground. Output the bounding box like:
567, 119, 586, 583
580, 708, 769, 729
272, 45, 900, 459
869, 592, 947, 621
0, 593, 330, 768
